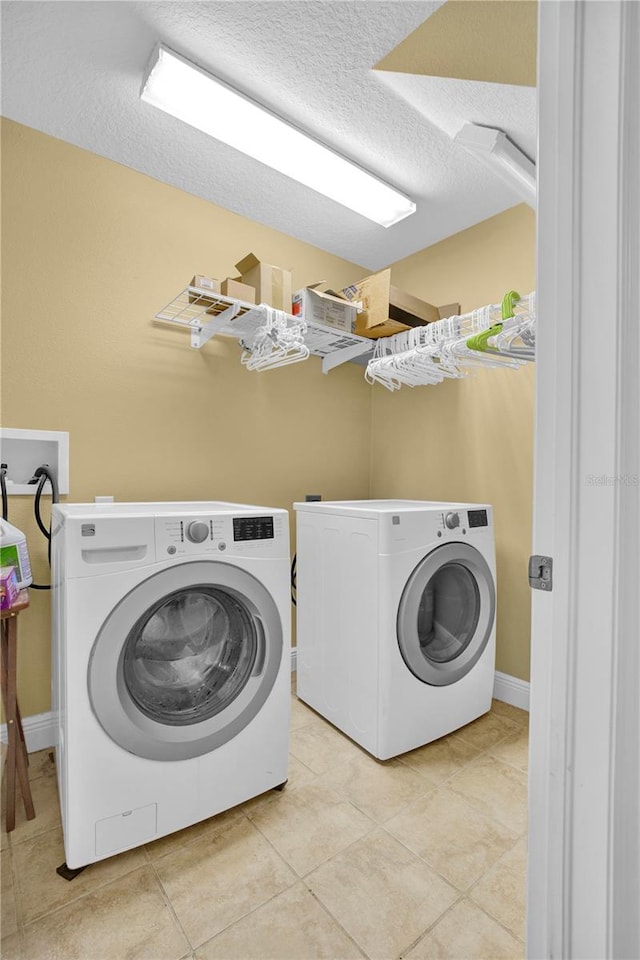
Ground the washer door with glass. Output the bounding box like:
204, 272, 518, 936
88, 561, 283, 760
397, 542, 495, 686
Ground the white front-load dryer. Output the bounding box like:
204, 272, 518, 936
51, 501, 290, 870
294, 500, 496, 759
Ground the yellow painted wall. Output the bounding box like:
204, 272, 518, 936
1, 119, 372, 717
371, 205, 536, 681
1, 120, 536, 718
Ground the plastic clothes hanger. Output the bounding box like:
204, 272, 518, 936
466, 290, 520, 353
240, 308, 309, 371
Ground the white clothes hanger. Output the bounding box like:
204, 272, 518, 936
240, 307, 309, 371
365, 292, 536, 390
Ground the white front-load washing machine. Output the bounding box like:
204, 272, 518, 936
294, 499, 496, 759
51, 501, 290, 870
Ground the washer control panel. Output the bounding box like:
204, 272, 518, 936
467, 509, 489, 528
154, 513, 285, 559
437, 508, 491, 536
233, 516, 274, 541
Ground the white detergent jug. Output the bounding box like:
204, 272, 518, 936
0, 519, 32, 588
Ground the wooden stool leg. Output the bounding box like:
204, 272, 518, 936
15, 700, 29, 765
14, 729, 35, 821
1, 620, 17, 832
1, 616, 35, 829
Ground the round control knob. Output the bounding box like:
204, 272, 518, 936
186, 520, 209, 544
445, 512, 460, 530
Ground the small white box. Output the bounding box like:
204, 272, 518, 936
292, 285, 357, 333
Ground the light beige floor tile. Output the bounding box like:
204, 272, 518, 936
446, 755, 528, 834
1, 849, 18, 937
27, 748, 56, 782
247, 780, 373, 876
307, 829, 457, 960
471, 836, 528, 941
290, 719, 369, 776
324, 751, 432, 823
283, 753, 318, 789
0, 932, 24, 960
398, 734, 484, 787
145, 806, 245, 861
13, 826, 147, 924
290, 694, 326, 732
3, 774, 61, 846
23, 865, 189, 960
488, 726, 530, 773
491, 700, 529, 726
385, 786, 517, 891
238, 756, 318, 818
405, 898, 524, 958
450, 711, 521, 752
154, 816, 296, 948
195, 882, 363, 959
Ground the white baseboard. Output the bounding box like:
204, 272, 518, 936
493, 670, 530, 712
290, 647, 297, 672
0, 711, 57, 753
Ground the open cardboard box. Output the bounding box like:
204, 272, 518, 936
234, 253, 292, 311
337, 269, 459, 339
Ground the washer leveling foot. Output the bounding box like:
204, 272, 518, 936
56, 862, 88, 881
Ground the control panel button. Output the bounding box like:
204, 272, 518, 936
445, 512, 460, 530
218, 541, 227, 551
186, 520, 210, 544
167, 545, 177, 555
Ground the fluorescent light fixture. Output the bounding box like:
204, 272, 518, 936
454, 123, 536, 208
141, 45, 416, 228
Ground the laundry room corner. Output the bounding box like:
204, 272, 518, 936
371, 205, 536, 688
0, 118, 373, 724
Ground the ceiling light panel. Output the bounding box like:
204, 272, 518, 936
141, 45, 416, 228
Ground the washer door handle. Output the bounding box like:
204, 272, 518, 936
252, 617, 267, 676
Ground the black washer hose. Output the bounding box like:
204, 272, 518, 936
0, 464, 8, 522
30, 465, 60, 590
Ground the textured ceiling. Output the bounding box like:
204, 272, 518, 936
1, 1, 537, 270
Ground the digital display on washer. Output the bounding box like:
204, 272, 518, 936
233, 516, 274, 541
467, 509, 488, 528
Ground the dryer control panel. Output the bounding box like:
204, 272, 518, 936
154, 512, 286, 560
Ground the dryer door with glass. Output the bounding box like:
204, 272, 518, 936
397, 542, 495, 686
88, 560, 283, 760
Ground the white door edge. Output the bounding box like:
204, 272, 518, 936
530, 2, 640, 958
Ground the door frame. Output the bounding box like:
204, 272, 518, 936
529, 2, 640, 957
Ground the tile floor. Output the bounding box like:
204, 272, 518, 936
1, 685, 528, 960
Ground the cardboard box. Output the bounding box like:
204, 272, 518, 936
340, 269, 459, 339
221, 278, 256, 303
0, 565, 19, 610
339, 269, 408, 338
189, 275, 221, 298
190, 274, 220, 293
234, 253, 293, 311
438, 303, 461, 320
389, 285, 440, 326
292, 285, 358, 333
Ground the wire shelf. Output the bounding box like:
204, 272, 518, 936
155, 286, 374, 373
